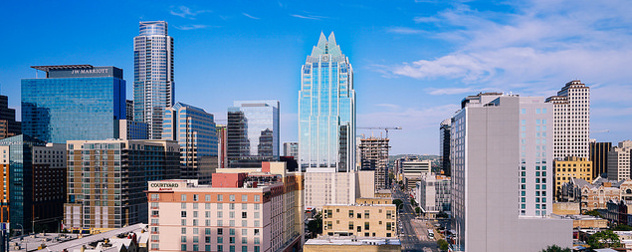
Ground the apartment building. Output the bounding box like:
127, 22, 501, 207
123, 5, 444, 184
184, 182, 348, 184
322, 204, 397, 238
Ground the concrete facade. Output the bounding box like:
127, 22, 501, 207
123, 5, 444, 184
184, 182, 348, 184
451, 94, 571, 251
416, 173, 451, 217
546, 80, 590, 160
322, 204, 397, 238
304, 171, 356, 209
608, 141, 632, 181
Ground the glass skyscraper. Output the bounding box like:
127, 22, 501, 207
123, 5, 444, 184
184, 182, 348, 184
227, 100, 279, 168
163, 102, 218, 184
299, 32, 355, 172
22, 65, 126, 143
134, 21, 174, 139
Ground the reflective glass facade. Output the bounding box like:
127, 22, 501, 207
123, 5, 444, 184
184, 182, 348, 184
299, 32, 355, 172
21, 66, 125, 143
134, 21, 174, 139
227, 100, 279, 168
163, 102, 217, 184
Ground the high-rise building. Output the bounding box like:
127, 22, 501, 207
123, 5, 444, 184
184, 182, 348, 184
607, 141, 632, 181
299, 32, 355, 172
553, 157, 592, 199
0, 135, 66, 233
227, 101, 279, 168
134, 21, 174, 139
146, 162, 304, 252
0, 95, 21, 139
126, 100, 134, 121
117, 119, 149, 140
216, 125, 227, 168
358, 137, 389, 190
590, 140, 612, 179
439, 119, 451, 176
22, 65, 126, 143
401, 159, 430, 190
450, 93, 571, 251
283, 142, 298, 158
546, 80, 590, 160
163, 102, 218, 184
64, 139, 179, 230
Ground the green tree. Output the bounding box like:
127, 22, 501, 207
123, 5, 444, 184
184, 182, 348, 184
437, 239, 449, 251
612, 224, 632, 231
587, 230, 621, 249
415, 207, 421, 215
540, 245, 571, 252
307, 213, 323, 238
392, 199, 404, 209
410, 198, 417, 206
584, 210, 604, 218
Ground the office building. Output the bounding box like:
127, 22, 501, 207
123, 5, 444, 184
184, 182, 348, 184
0, 135, 66, 233
553, 157, 592, 199
546, 80, 590, 160
0, 95, 21, 139
227, 101, 279, 168
401, 159, 430, 190
126, 100, 134, 121
64, 139, 179, 230
146, 162, 303, 252
299, 32, 356, 172
608, 141, 632, 181
163, 102, 218, 184
416, 173, 451, 218
590, 140, 611, 179
439, 119, 451, 176
22, 65, 126, 143
358, 137, 389, 190
321, 204, 397, 238
217, 125, 227, 168
117, 119, 149, 140
134, 21, 174, 139
283, 142, 298, 158
451, 93, 571, 251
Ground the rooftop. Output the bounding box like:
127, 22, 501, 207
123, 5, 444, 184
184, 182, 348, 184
304, 236, 401, 246
31, 65, 93, 73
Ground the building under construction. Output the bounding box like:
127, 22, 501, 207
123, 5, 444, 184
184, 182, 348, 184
359, 137, 390, 190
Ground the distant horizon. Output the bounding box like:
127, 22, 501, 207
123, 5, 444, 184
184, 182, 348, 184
2, 1, 631, 155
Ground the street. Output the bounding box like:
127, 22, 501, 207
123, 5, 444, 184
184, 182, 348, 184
393, 187, 440, 252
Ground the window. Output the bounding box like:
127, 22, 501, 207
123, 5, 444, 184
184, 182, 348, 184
181, 228, 186, 234
181, 244, 187, 251
181, 236, 187, 242
230, 237, 235, 243
230, 195, 235, 202
205, 228, 211, 235
218, 228, 223, 235
182, 203, 187, 209
241, 237, 247, 244
242, 195, 248, 202
242, 212, 247, 218
181, 219, 187, 226
254, 204, 259, 210
218, 194, 224, 201
205, 194, 211, 201
218, 211, 223, 218
364, 222, 370, 230
230, 229, 236, 235
254, 195, 260, 202
181, 194, 187, 201
242, 246, 248, 252
242, 204, 248, 210
242, 220, 247, 227
254, 229, 260, 235
364, 210, 370, 219
193, 194, 199, 201
230, 203, 235, 210
217, 245, 223, 252
218, 237, 224, 243
349, 210, 354, 218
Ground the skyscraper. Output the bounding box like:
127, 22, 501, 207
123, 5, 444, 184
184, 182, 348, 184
299, 32, 355, 172
590, 140, 611, 179
0, 95, 21, 139
546, 80, 590, 160
163, 102, 218, 184
226, 100, 279, 168
134, 21, 174, 139
439, 118, 451, 176
450, 93, 571, 251
300, 32, 357, 208
607, 140, 632, 181
22, 65, 126, 143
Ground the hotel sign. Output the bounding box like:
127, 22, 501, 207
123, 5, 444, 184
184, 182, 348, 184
149, 182, 180, 191
48, 66, 123, 79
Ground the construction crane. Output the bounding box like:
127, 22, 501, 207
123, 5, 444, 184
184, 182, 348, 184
357, 126, 402, 139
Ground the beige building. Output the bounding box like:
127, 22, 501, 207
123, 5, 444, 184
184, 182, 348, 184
304, 171, 356, 209
554, 157, 592, 199
608, 140, 632, 181
304, 237, 400, 252
546, 80, 590, 160
322, 204, 397, 238
561, 178, 632, 211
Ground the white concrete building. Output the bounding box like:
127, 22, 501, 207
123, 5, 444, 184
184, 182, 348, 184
608, 140, 632, 181
304, 171, 356, 209
416, 173, 451, 217
546, 80, 590, 160
451, 93, 572, 251
401, 159, 430, 190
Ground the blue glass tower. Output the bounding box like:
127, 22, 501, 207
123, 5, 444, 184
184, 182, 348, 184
299, 32, 356, 172
22, 65, 126, 143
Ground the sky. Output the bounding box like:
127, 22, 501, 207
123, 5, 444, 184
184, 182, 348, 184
1, 0, 631, 155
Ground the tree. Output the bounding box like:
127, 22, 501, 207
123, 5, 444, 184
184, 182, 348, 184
415, 207, 421, 215
410, 198, 417, 206
540, 245, 571, 252
392, 199, 404, 209
612, 224, 632, 231
437, 239, 449, 251
587, 230, 621, 249
307, 213, 323, 238
584, 210, 604, 218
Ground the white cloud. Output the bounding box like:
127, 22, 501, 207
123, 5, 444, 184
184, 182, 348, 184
387, 27, 425, 34
173, 24, 209, 30
413, 16, 440, 23
426, 87, 474, 95
290, 14, 327, 20
170, 6, 211, 19
242, 13, 260, 20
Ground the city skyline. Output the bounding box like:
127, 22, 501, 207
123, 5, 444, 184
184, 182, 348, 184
2, 1, 632, 155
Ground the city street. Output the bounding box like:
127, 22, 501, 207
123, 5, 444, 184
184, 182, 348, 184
393, 187, 439, 252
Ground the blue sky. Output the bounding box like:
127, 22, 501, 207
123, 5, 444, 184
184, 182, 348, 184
2, 0, 631, 155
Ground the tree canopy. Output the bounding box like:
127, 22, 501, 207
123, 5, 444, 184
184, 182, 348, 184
587, 230, 621, 249
540, 245, 571, 252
